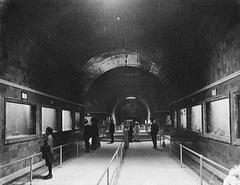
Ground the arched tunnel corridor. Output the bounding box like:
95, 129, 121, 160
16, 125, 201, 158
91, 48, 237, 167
1, 0, 240, 184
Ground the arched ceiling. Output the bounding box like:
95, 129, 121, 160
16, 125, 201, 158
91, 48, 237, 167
81, 49, 165, 91
85, 67, 169, 113
1, 0, 240, 103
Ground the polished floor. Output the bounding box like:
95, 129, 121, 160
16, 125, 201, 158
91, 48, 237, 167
10, 141, 205, 185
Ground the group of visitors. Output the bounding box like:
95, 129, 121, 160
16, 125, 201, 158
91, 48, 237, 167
40, 117, 101, 180
128, 121, 140, 142
83, 117, 101, 153
128, 117, 159, 149
40, 116, 160, 181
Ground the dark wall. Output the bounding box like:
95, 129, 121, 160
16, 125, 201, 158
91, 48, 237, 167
167, 1, 240, 169
0, 0, 85, 103
171, 74, 240, 169
0, 82, 84, 178
1, 0, 240, 103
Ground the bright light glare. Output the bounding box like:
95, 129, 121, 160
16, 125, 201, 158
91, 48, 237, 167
126, 97, 136, 100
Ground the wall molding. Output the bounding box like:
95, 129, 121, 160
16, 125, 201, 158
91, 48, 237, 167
0, 79, 85, 107
170, 70, 240, 105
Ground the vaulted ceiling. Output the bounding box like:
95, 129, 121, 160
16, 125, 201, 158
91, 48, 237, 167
1, 0, 240, 107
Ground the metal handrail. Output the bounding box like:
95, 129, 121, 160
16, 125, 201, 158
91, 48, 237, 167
162, 135, 230, 185
96, 142, 124, 185
0, 140, 79, 185
181, 144, 230, 172
0, 141, 76, 169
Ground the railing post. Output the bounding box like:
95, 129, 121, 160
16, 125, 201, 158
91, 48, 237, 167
120, 144, 123, 164
117, 148, 121, 176
107, 168, 110, 185
159, 134, 161, 147
60, 145, 63, 167
76, 140, 79, 158
180, 144, 183, 168
117, 149, 119, 169
170, 139, 172, 154
200, 155, 203, 185
30, 155, 33, 185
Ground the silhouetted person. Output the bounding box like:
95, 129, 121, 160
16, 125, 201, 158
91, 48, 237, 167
109, 119, 115, 143
83, 119, 92, 153
134, 122, 140, 142
41, 127, 54, 180
128, 122, 133, 142
91, 117, 100, 150
150, 117, 159, 149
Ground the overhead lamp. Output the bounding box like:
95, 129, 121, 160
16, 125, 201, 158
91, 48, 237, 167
126, 97, 136, 100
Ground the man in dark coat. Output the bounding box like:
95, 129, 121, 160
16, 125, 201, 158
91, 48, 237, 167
109, 119, 115, 143
91, 117, 100, 150
150, 117, 159, 149
83, 119, 92, 153
128, 122, 133, 142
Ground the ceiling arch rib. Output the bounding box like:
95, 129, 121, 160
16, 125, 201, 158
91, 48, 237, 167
81, 49, 165, 82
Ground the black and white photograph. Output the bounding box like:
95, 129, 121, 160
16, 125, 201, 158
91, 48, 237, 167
0, 0, 240, 184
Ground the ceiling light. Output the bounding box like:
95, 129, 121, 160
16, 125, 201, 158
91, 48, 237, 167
126, 97, 136, 100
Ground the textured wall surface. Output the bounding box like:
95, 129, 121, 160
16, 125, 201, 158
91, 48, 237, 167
0, 83, 84, 178
171, 75, 240, 169
1, 0, 240, 104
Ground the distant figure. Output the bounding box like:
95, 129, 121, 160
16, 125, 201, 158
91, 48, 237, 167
83, 119, 92, 153
109, 119, 115, 143
91, 117, 100, 150
128, 122, 133, 142
41, 127, 54, 180
134, 122, 140, 142
150, 117, 159, 149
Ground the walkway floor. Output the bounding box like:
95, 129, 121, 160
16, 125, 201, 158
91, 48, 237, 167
10, 141, 210, 185
11, 142, 120, 185
118, 142, 205, 185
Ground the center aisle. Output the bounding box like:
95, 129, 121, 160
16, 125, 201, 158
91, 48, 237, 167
30, 142, 119, 185
118, 142, 203, 185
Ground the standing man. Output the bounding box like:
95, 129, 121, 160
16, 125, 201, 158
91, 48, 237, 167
41, 127, 54, 180
134, 122, 140, 142
83, 119, 92, 153
128, 122, 133, 142
150, 117, 159, 149
91, 117, 100, 150
109, 118, 115, 143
